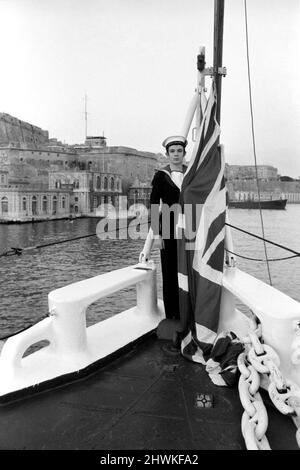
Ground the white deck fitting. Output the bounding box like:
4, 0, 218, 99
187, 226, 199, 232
0, 263, 164, 397
1, 262, 300, 397
221, 266, 300, 386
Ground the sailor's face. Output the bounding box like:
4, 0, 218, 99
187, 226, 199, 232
167, 144, 185, 164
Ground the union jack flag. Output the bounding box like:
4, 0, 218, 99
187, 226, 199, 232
177, 81, 243, 386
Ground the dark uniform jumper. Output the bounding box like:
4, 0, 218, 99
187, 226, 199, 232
150, 165, 186, 320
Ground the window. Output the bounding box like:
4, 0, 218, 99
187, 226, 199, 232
53, 196, 57, 214
104, 176, 108, 190
22, 197, 27, 211
0, 175, 5, 184
42, 196, 48, 212
62, 197, 66, 209
110, 177, 114, 191
96, 176, 101, 189
1, 197, 8, 213
32, 196, 37, 215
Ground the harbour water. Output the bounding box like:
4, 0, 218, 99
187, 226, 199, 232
0, 205, 300, 338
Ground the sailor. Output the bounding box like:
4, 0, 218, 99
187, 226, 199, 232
139, 135, 188, 320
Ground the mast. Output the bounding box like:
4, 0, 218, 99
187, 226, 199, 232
84, 93, 88, 140
213, 0, 225, 126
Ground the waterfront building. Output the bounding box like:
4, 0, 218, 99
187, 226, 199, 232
128, 178, 152, 210
49, 170, 122, 215
0, 113, 158, 221
225, 164, 278, 181
0, 165, 71, 221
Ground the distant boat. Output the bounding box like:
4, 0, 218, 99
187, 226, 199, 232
228, 198, 287, 209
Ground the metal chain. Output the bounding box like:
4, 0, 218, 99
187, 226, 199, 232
238, 348, 271, 449
238, 312, 300, 449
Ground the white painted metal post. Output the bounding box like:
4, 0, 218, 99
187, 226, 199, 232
224, 208, 236, 267
136, 262, 158, 317
49, 301, 88, 354
180, 92, 199, 139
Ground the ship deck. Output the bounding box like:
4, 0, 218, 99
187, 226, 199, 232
0, 333, 297, 450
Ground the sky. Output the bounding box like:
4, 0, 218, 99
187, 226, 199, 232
0, 0, 299, 176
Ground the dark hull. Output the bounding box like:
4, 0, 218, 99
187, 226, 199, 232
228, 199, 287, 209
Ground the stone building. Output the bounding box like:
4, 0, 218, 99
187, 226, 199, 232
0, 113, 48, 146
0, 113, 159, 221
73, 145, 157, 194
0, 164, 71, 221
225, 164, 278, 181
49, 170, 122, 215
128, 178, 152, 209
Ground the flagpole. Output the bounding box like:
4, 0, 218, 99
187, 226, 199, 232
213, 0, 225, 127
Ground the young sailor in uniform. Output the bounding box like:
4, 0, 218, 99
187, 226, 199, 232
139, 135, 187, 320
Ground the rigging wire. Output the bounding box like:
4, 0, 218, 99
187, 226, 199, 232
244, 0, 273, 286
225, 249, 299, 263
0, 217, 146, 258
1, 219, 300, 260
226, 222, 300, 257
0, 217, 299, 340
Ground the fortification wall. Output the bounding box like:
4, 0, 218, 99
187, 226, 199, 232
0, 113, 49, 145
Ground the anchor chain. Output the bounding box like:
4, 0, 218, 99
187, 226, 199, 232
238, 314, 300, 450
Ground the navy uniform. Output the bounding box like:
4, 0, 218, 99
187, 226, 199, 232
150, 136, 187, 320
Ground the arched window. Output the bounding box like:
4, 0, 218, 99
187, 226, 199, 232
42, 196, 48, 212
96, 176, 101, 189
110, 177, 114, 191
104, 176, 108, 190
62, 196, 66, 209
53, 196, 57, 214
22, 197, 27, 211
32, 196, 37, 215
1, 197, 8, 213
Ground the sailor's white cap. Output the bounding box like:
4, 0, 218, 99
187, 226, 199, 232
162, 135, 188, 150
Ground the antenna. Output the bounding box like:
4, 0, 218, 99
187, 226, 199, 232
84, 93, 88, 140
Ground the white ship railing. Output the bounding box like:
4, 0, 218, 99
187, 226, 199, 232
0, 257, 300, 399
220, 265, 300, 388
0, 262, 164, 398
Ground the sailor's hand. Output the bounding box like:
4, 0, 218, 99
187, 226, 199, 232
139, 251, 150, 263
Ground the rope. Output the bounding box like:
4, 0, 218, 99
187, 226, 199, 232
226, 222, 300, 257
0, 217, 151, 258
244, 0, 272, 286
0, 217, 151, 340
226, 248, 299, 262
0, 217, 299, 339
1, 219, 300, 259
